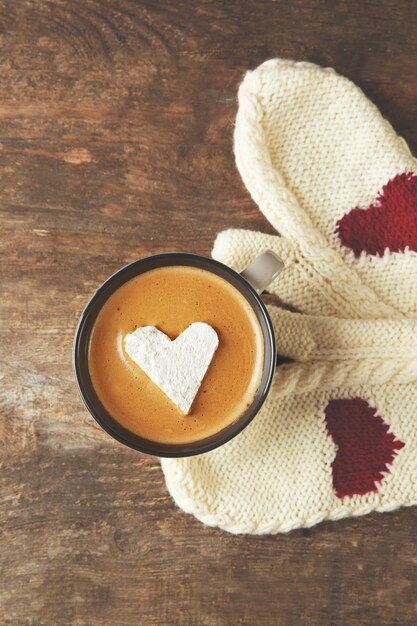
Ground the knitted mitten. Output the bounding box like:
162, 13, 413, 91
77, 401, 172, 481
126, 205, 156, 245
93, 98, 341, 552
161, 59, 417, 533
231, 58, 417, 318
161, 254, 417, 533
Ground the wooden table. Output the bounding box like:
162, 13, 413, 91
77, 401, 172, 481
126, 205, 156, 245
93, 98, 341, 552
2, 2, 417, 624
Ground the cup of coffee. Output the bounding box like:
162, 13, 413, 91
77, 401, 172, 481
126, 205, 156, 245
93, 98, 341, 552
73, 251, 283, 457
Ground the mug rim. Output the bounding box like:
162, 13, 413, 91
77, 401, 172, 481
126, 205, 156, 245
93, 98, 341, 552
73, 252, 276, 457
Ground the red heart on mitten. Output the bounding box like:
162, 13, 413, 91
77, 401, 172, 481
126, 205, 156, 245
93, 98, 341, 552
325, 398, 404, 498
336, 173, 417, 256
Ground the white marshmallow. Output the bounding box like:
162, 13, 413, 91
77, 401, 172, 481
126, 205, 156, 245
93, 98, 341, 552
124, 322, 219, 414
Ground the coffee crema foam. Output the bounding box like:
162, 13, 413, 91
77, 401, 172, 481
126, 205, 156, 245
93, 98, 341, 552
88, 266, 264, 444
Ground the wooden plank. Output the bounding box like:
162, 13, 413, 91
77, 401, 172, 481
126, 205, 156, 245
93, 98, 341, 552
2, 449, 417, 626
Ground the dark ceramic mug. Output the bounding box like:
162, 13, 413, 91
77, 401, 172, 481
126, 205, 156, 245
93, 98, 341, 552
73, 251, 283, 457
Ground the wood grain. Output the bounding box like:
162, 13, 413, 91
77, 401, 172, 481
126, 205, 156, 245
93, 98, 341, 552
1, 1, 417, 624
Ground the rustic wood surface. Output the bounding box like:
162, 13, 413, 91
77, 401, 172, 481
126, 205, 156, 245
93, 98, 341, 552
1, 1, 417, 624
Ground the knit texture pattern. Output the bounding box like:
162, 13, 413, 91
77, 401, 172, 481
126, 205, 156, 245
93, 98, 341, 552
161, 59, 417, 534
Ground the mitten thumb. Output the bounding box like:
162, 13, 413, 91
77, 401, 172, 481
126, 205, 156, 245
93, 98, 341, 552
213, 229, 341, 316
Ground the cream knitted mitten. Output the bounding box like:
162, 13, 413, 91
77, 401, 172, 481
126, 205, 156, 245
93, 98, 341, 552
233, 58, 417, 318
161, 59, 417, 533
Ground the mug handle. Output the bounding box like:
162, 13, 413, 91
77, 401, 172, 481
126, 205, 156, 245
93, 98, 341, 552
240, 250, 284, 294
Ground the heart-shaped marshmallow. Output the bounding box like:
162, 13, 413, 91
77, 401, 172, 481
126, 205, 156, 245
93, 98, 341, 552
124, 322, 219, 414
